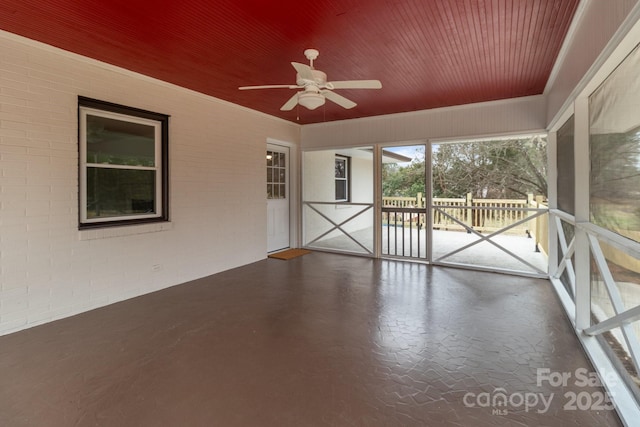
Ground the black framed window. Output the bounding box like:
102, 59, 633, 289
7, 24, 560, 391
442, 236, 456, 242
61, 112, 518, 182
335, 155, 350, 201
78, 97, 169, 228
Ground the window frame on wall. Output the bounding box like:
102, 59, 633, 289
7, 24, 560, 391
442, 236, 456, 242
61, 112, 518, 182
78, 97, 169, 229
335, 155, 350, 202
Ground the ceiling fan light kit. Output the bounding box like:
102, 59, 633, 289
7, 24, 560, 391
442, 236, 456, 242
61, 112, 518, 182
298, 92, 325, 110
238, 49, 381, 112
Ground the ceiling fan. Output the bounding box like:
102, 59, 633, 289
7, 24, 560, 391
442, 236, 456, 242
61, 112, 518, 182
239, 49, 382, 111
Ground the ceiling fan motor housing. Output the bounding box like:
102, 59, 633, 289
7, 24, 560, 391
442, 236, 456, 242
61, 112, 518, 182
297, 69, 327, 87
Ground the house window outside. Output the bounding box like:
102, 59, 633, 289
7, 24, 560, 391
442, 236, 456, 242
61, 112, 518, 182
335, 155, 350, 201
78, 97, 169, 228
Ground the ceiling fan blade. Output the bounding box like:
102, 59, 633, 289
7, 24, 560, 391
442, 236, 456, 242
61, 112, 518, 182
280, 93, 299, 111
239, 84, 299, 90
322, 90, 356, 109
326, 80, 382, 90
291, 62, 314, 80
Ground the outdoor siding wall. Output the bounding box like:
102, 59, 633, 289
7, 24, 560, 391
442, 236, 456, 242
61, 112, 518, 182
0, 32, 300, 335
302, 150, 373, 248
300, 95, 546, 150
302, 150, 334, 242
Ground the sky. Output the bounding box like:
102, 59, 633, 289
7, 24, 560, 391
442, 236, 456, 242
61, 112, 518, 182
383, 145, 426, 167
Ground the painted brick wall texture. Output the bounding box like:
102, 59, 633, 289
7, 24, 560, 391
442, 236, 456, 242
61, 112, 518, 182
0, 32, 300, 335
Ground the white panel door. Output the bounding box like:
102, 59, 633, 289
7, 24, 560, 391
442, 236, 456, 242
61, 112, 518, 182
267, 144, 290, 252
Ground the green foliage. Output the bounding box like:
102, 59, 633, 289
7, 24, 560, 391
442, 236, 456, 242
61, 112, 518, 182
433, 136, 547, 199
382, 136, 547, 199
382, 156, 425, 197
382, 148, 425, 197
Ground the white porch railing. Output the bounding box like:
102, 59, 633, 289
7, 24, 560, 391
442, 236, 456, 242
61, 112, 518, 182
549, 209, 640, 410
382, 193, 548, 253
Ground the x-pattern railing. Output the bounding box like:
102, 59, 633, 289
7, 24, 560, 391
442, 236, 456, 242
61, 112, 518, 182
304, 202, 374, 254
304, 201, 547, 272
553, 214, 576, 298
433, 205, 548, 275
583, 231, 640, 375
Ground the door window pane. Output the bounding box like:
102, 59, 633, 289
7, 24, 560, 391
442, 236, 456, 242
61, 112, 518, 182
267, 150, 286, 199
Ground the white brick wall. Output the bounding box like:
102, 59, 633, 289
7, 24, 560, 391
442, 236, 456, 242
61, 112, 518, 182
0, 32, 300, 335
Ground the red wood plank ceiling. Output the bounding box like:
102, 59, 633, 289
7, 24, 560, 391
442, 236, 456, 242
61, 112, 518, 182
0, 0, 579, 124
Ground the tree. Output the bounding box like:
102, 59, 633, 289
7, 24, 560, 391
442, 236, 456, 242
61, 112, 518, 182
382, 148, 425, 197
383, 136, 548, 200
432, 136, 547, 199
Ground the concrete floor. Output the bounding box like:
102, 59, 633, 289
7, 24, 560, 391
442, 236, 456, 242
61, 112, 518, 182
310, 228, 547, 274
0, 252, 621, 426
